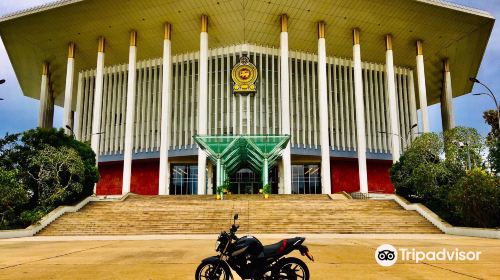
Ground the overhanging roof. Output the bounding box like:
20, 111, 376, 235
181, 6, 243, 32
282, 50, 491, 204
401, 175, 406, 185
0, 0, 495, 109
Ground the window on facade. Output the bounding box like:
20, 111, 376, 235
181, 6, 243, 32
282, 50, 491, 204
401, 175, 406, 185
170, 164, 198, 195
291, 164, 321, 194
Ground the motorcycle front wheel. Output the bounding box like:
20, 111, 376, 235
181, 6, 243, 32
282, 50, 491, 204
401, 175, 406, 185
195, 259, 231, 280
273, 257, 310, 280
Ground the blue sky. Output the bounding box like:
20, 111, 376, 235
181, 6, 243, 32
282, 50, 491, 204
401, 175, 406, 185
0, 0, 498, 137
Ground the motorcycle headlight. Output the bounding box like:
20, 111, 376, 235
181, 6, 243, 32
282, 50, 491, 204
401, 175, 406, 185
215, 240, 221, 251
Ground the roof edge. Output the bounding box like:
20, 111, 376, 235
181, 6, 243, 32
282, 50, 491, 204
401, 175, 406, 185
417, 0, 495, 19
0, 0, 84, 23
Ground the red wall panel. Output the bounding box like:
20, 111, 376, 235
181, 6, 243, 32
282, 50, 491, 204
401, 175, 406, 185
130, 159, 160, 195
96, 161, 123, 195
331, 157, 394, 194
96, 159, 160, 195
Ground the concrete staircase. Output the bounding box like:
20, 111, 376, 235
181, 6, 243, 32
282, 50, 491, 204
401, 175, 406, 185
38, 194, 441, 235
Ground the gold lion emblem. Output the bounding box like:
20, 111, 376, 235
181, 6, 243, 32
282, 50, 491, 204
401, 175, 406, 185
231, 56, 257, 95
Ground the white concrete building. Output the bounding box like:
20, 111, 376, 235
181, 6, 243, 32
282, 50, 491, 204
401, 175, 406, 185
0, 0, 494, 196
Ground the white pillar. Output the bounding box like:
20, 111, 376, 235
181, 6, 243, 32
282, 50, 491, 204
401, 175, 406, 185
441, 58, 455, 131
122, 31, 138, 195
353, 29, 368, 194
317, 21, 331, 194
416, 40, 430, 133
280, 14, 292, 194
197, 15, 209, 195
38, 62, 49, 128
159, 24, 172, 195
385, 35, 401, 163
63, 42, 76, 135
91, 37, 106, 164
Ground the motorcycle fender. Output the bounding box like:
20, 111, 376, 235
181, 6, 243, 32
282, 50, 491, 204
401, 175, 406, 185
200, 256, 233, 278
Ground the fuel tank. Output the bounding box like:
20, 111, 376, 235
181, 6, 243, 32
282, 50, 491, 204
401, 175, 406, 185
231, 235, 263, 257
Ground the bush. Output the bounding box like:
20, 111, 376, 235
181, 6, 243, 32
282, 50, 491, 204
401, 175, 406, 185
391, 127, 500, 228
0, 128, 99, 229
448, 168, 500, 228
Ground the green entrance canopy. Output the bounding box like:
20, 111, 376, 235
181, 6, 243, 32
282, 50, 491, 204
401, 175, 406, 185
193, 135, 290, 191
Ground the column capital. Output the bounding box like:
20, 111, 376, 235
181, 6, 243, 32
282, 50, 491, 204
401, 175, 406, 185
385, 34, 393, 50
280, 14, 288, 32
318, 21, 325, 38
201, 14, 208, 33
353, 28, 360, 45
98, 36, 105, 52
130, 30, 137, 46
164, 22, 171, 40
68, 42, 75, 58
443, 58, 450, 72
416, 40, 423, 55
42, 62, 49, 75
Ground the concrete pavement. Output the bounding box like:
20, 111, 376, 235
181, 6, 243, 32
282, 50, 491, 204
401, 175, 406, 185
0, 234, 499, 279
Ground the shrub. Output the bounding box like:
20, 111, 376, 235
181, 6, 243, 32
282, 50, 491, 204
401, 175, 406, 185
391, 127, 500, 228
448, 168, 500, 228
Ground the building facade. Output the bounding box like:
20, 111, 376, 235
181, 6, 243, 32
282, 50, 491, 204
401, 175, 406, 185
0, 0, 494, 196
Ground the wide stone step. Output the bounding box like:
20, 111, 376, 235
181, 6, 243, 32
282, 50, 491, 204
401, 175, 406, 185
37, 194, 442, 236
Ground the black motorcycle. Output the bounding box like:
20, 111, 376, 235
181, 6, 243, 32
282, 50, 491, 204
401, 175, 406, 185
195, 214, 314, 280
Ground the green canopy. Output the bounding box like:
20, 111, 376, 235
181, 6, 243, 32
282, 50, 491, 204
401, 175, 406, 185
193, 135, 290, 191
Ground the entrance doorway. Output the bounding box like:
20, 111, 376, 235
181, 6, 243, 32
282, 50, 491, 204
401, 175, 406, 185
210, 166, 279, 194
227, 167, 279, 194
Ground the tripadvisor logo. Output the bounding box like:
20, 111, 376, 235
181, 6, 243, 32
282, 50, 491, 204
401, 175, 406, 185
375, 244, 482, 267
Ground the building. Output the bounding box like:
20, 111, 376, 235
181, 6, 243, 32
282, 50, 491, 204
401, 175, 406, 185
0, 0, 494, 196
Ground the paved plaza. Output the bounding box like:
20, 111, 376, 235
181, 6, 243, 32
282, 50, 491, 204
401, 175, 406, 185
0, 234, 499, 279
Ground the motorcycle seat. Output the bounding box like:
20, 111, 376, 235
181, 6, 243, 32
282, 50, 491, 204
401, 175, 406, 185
262, 237, 304, 258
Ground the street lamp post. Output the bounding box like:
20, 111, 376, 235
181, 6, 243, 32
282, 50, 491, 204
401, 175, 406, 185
0, 79, 5, 101
378, 124, 419, 150
65, 125, 75, 138
469, 77, 499, 132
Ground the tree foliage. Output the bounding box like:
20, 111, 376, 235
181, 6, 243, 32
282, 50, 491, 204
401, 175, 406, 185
0, 128, 99, 229
391, 127, 500, 228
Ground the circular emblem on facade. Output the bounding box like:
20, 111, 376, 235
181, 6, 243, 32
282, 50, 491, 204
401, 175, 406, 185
232, 55, 258, 95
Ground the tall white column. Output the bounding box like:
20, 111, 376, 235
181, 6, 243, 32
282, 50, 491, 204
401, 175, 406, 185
63, 42, 76, 135
280, 14, 292, 194
122, 31, 138, 195
385, 35, 401, 163
317, 21, 331, 194
91, 37, 106, 165
441, 58, 455, 131
159, 24, 172, 195
38, 62, 49, 128
416, 40, 430, 133
353, 28, 368, 194
197, 15, 209, 195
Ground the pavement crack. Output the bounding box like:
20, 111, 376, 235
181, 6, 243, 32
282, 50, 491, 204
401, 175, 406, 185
421, 262, 484, 280
0, 242, 116, 271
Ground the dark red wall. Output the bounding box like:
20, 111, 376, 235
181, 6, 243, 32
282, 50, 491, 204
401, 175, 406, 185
130, 159, 159, 195
96, 159, 160, 195
331, 157, 394, 194
96, 161, 123, 195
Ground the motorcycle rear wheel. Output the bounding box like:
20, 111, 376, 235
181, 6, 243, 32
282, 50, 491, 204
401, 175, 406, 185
273, 257, 310, 280
195, 259, 231, 280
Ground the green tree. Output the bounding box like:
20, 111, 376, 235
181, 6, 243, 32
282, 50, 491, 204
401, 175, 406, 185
0, 128, 99, 228
443, 127, 484, 170
0, 169, 28, 229
448, 168, 500, 228
483, 109, 500, 174
28, 145, 85, 207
